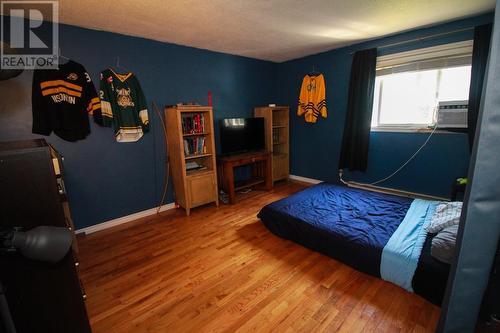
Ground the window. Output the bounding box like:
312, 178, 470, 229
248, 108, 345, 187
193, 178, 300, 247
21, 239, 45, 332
371, 41, 473, 130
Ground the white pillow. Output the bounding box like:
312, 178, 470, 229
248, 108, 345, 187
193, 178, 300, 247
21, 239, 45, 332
431, 224, 459, 264
427, 202, 462, 234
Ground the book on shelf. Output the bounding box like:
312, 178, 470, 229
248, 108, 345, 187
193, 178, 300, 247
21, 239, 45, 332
186, 161, 208, 171
181, 113, 206, 134
183, 136, 207, 156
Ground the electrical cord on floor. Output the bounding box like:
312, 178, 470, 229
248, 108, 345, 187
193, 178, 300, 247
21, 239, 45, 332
340, 123, 439, 186
152, 101, 171, 215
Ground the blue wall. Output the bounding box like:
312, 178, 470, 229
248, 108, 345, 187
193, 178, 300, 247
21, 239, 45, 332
0, 13, 493, 229
0, 21, 276, 229
276, 13, 493, 198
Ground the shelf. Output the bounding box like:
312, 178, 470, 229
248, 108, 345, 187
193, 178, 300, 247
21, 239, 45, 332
186, 168, 212, 177
179, 109, 210, 114
255, 106, 289, 184
183, 132, 210, 137
166, 105, 217, 216
185, 153, 212, 160
234, 177, 265, 191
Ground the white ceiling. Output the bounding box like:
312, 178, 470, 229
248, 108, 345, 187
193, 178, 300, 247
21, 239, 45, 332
57, 0, 494, 62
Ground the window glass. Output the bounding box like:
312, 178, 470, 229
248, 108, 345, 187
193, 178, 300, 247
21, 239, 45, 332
372, 65, 471, 128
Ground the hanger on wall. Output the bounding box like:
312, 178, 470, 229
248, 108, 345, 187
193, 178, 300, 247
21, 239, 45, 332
308, 65, 320, 77
113, 56, 131, 73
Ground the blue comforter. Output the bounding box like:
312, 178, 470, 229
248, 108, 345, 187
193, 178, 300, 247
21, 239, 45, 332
258, 183, 413, 276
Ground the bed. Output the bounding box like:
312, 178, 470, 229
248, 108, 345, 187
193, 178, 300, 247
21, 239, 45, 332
257, 183, 450, 305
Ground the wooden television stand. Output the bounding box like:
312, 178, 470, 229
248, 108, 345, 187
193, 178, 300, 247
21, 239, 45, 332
217, 151, 273, 204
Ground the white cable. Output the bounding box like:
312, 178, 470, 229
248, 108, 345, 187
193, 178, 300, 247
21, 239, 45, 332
340, 123, 438, 186
369, 124, 438, 185
339, 169, 348, 185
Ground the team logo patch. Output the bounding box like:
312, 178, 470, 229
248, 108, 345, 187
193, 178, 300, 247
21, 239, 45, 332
116, 88, 135, 107
67, 73, 78, 80
107, 76, 113, 83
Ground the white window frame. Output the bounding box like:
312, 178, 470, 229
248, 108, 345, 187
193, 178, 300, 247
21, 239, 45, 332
371, 40, 473, 132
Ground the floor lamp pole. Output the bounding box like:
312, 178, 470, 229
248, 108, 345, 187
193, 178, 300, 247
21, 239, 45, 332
0, 280, 16, 333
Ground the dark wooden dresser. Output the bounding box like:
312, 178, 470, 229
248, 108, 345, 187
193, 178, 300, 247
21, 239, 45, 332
0, 139, 91, 333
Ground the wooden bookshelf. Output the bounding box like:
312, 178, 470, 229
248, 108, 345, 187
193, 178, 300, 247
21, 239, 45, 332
164, 105, 219, 215
254, 106, 289, 182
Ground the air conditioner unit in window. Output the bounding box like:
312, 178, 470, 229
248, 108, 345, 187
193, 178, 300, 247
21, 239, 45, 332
436, 100, 468, 128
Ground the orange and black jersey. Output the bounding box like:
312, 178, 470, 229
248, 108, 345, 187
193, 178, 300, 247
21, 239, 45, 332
297, 74, 327, 123
32, 60, 101, 141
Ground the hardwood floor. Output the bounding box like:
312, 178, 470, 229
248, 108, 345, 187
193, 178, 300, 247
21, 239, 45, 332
78, 181, 440, 333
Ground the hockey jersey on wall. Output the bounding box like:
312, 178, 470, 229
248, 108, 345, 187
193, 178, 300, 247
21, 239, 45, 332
297, 74, 327, 123
32, 60, 101, 141
96, 69, 149, 142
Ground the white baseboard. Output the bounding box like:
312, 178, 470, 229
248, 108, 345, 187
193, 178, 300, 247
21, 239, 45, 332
289, 174, 323, 184
345, 182, 448, 201
289, 174, 447, 201
76, 202, 176, 235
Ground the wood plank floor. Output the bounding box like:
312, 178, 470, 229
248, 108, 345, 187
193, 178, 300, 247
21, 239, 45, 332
78, 181, 440, 333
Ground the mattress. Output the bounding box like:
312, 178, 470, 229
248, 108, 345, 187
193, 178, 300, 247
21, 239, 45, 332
257, 182, 450, 305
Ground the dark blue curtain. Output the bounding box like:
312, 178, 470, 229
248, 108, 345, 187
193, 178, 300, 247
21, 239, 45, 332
338, 48, 377, 172
468, 23, 493, 151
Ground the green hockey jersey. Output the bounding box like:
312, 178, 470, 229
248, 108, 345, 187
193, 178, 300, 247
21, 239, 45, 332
97, 69, 149, 142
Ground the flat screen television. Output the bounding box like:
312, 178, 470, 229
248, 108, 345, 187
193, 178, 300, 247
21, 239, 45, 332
219, 117, 265, 155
